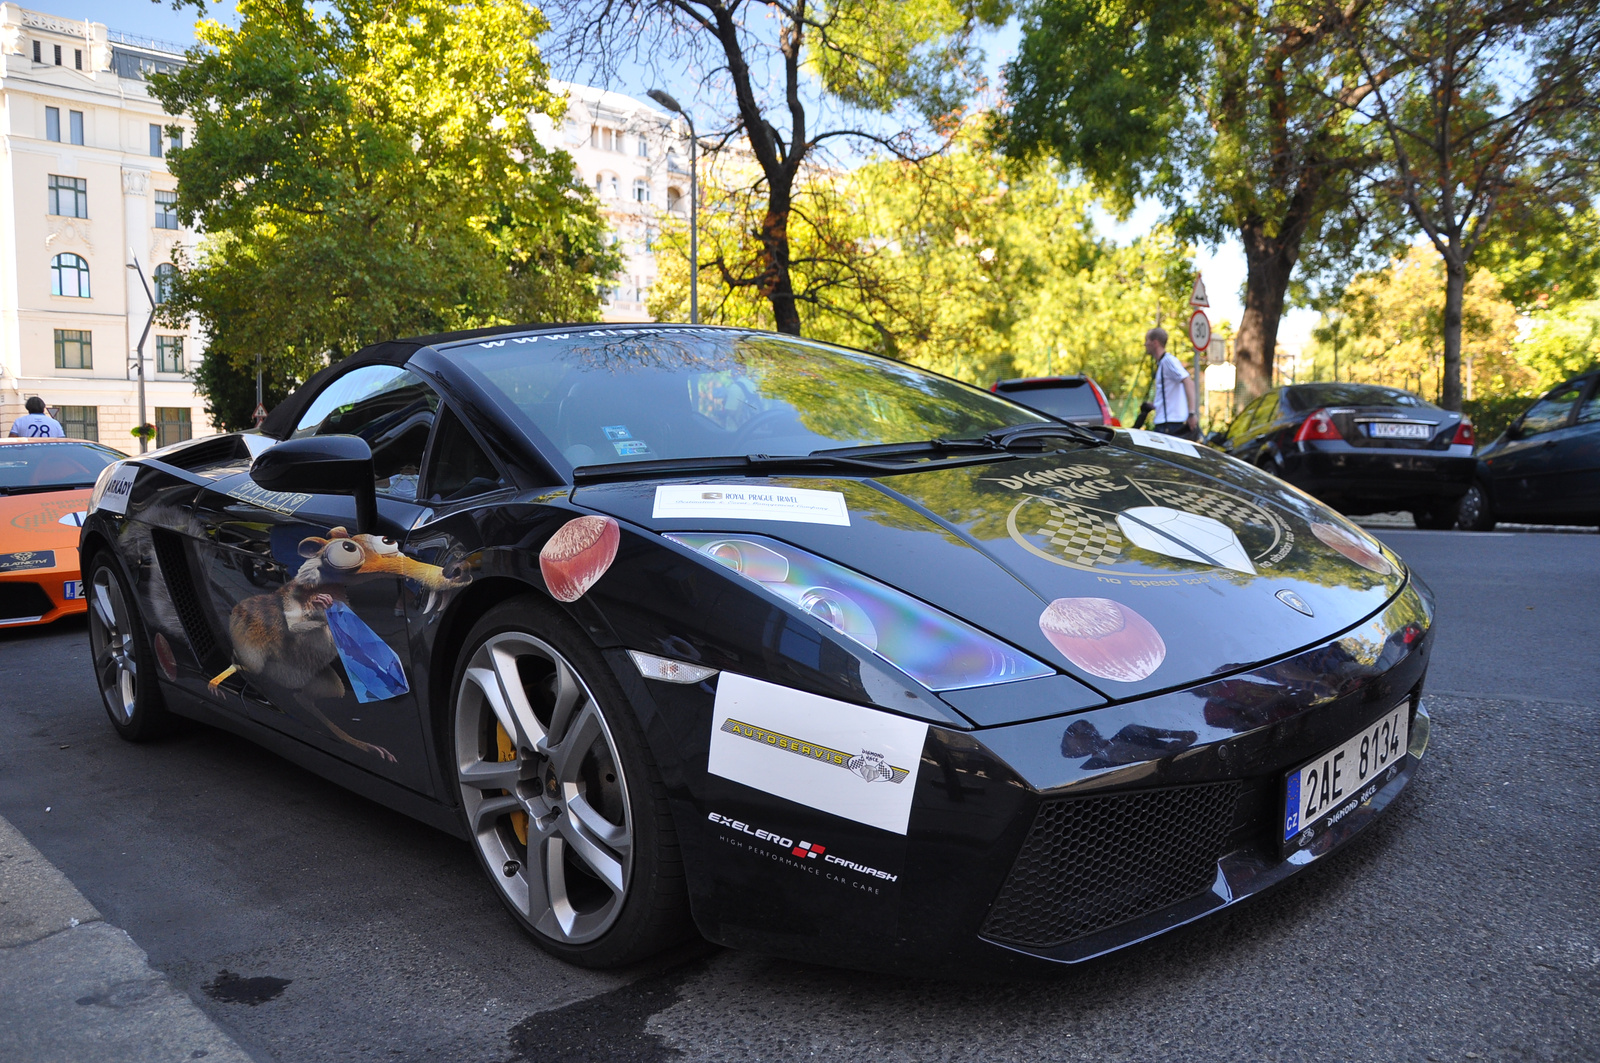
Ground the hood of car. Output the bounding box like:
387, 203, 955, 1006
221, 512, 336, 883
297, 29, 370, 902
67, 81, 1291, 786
0, 489, 91, 554
572, 436, 1410, 703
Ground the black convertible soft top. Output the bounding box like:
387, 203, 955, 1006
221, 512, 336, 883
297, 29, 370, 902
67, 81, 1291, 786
257, 322, 580, 439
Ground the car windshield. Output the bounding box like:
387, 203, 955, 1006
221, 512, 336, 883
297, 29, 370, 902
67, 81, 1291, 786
993, 381, 1103, 421
460, 328, 1045, 467
1286, 383, 1436, 411
0, 441, 121, 493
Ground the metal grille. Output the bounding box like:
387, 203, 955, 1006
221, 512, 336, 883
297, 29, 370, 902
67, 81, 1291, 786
982, 781, 1241, 948
0, 582, 53, 621
150, 529, 220, 663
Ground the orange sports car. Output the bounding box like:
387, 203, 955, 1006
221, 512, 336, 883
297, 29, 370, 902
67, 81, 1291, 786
0, 438, 125, 627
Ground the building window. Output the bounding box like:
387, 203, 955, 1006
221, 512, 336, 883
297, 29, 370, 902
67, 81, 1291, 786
149, 123, 162, 157
154, 263, 177, 304
54, 329, 92, 369
156, 335, 184, 374
156, 408, 192, 448
633, 179, 651, 203
49, 175, 88, 218
168, 128, 183, 153
637, 136, 649, 157
75, 48, 82, 70
69, 110, 83, 145
46, 107, 60, 142
57, 406, 98, 442
33, 41, 40, 63
51, 254, 90, 298
54, 44, 62, 66
155, 190, 179, 230
666, 186, 684, 213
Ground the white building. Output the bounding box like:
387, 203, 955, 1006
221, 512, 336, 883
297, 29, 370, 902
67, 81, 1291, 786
0, 4, 211, 453
535, 82, 693, 322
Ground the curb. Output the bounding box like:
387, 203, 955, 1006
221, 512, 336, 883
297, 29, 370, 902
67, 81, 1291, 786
0, 815, 255, 1063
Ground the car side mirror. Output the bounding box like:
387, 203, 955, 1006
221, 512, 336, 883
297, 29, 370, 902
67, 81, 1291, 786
250, 434, 377, 533
1505, 418, 1524, 441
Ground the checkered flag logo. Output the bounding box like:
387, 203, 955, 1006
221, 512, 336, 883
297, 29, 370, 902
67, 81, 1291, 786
792, 841, 825, 859
1035, 500, 1125, 568
1131, 479, 1270, 531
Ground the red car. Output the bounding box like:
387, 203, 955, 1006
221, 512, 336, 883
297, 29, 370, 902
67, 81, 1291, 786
0, 438, 124, 627
991, 375, 1121, 426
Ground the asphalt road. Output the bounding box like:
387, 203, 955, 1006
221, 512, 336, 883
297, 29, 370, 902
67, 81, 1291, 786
1, 528, 1596, 1063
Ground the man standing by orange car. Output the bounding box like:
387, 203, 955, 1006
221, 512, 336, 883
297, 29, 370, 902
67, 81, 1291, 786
8, 397, 65, 438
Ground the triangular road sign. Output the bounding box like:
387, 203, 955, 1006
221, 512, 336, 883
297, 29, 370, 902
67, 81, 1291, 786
1190, 275, 1209, 307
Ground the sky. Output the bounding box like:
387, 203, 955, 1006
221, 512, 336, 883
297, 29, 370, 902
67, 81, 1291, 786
74, 0, 1313, 351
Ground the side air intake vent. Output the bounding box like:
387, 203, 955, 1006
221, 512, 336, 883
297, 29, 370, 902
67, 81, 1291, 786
150, 528, 222, 666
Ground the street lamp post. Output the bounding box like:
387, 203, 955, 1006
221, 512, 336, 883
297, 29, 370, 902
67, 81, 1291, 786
646, 89, 697, 324
127, 256, 156, 453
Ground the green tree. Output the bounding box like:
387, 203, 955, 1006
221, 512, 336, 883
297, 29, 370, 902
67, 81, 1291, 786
1002, 0, 1397, 404
548, 0, 1008, 336
648, 126, 1195, 400
1337, 0, 1600, 410
153, 0, 620, 430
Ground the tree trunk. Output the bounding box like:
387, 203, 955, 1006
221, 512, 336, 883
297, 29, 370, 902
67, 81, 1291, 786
1439, 250, 1465, 411
761, 190, 801, 335
1232, 222, 1296, 406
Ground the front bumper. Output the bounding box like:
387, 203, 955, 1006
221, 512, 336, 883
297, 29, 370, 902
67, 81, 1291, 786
1283, 450, 1476, 509
648, 579, 1436, 975
0, 557, 85, 628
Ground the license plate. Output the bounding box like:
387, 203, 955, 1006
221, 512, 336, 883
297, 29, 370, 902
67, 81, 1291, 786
1283, 704, 1409, 845
63, 580, 84, 600
1366, 421, 1432, 440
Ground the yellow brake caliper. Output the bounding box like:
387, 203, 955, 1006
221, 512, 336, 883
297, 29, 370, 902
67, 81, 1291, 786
495, 722, 530, 846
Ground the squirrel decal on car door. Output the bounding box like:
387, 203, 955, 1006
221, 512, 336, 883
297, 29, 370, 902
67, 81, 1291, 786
208, 527, 470, 761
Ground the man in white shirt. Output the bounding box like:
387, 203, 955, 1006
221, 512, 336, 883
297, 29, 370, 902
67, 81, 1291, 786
1145, 328, 1198, 439
8, 397, 65, 438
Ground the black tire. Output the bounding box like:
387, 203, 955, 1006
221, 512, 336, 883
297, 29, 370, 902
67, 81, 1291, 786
1455, 482, 1496, 531
448, 597, 690, 968
85, 553, 173, 741
1411, 505, 1457, 530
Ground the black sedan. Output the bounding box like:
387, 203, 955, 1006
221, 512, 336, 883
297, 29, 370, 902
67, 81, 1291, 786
79, 324, 1434, 975
1458, 370, 1600, 531
1213, 382, 1477, 528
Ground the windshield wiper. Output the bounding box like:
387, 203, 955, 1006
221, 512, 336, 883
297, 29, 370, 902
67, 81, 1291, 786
570, 449, 1016, 485
0, 481, 97, 496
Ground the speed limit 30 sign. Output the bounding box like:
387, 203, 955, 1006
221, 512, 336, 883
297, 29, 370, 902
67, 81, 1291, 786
1188, 308, 1211, 352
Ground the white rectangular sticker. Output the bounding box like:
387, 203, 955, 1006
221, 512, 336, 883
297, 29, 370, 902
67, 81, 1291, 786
96, 464, 139, 514
708, 673, 928, 835
653, 484, 850, 527
1123, 427, 1200, 459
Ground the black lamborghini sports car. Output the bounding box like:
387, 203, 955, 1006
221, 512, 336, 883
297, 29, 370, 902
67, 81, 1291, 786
80, 324, 1434, 974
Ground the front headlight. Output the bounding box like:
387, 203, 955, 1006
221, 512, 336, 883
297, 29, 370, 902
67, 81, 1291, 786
666, 533, 1053, 691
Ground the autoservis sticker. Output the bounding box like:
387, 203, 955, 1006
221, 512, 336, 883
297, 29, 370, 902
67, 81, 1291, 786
708, 674, 927, 835
992, 463, 1293, 578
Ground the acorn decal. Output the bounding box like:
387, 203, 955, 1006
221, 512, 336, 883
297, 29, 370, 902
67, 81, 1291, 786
540, 515, 621, 602
1310, 521, 1395, 576
1039, 597, 1166, 683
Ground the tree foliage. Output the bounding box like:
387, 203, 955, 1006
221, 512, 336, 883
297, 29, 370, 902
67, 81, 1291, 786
1003, 0, 1395, 405
648, 128, 1195, 405
1335, 0, 1600, 410
545, 0, 1007, 336
152, 0, 620, 430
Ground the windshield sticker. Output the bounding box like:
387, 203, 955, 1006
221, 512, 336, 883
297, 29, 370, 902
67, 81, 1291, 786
1122, 427, 1200, 458
1039, 597, 1167, 682
602, 425, 632, 440
225, 480, 313, 516
96, 463, 139, 515
1311, 521, 1395, 576
709, 673, 927, 835
1002, 472, 1290, 577
539, 515, 620, 602
0, 551, 55, 572
653, 485, 851, 527
612, 440, 651, 457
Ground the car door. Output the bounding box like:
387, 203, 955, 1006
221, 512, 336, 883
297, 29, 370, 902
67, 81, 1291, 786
185, 364, 457, 791
1563, 378, 1600, 518
1487, 381, 1585, 517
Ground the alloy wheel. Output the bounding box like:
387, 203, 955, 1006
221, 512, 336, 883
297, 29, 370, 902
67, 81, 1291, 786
88, 566, 138, 725
454, 631, 633, 944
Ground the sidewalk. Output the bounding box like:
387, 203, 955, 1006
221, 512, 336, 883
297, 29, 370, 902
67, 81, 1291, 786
0, 814, 255, 1063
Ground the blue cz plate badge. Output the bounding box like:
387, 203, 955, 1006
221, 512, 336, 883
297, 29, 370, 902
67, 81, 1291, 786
62, 580, 84, 600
